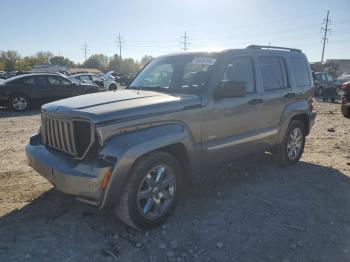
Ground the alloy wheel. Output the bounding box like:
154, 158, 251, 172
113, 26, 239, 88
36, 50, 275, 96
12, 96, 27, 111
286, 127, 303, 160
137, 165, 176, 220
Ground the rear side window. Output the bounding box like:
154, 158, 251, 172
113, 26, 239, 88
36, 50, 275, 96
23, 77, 34, 85
290, 57, 311, 87
221, 57, 256, 93
260, 56, 289, 91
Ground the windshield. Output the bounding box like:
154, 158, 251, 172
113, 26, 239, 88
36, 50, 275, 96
129, 55, 216, 94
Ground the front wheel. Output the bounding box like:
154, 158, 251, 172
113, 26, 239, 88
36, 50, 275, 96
9, 94, 29, 112
274, 120, 306, 165
116, 151, 182, 229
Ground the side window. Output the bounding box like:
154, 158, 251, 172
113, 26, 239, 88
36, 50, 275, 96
33, 76, 48, 86
23, 77, 34, 85
290, 57, 311, 87
80, 75, 93, 84
91, 75, 102, 82
47, 76, 71, 86
260, 56, 289, 91
327, 74, 334, 81
221, 57, 256, 93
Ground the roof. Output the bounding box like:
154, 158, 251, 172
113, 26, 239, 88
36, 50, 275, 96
70, 68, 102, 74
156, 45, 304, 59
70, 73, 99, 77
3, 73, 64, 83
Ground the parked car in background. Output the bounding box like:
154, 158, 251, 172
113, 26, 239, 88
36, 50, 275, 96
341, 81, 350, 118
312, 72, 338, 101
70, 73, 117, 91
26, 45, 316, 229
0, 73, 103, 111
338, 74, 350, 87
116, 73, 136, 86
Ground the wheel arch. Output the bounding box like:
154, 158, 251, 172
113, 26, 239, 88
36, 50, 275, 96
277, 101, 311, 143
98, 123, 198, 209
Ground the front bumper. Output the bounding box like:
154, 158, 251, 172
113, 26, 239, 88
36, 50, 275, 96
26, 135, 112, 205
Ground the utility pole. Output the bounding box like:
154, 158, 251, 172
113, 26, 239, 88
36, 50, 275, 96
180, 31, 190, 51
117, 33, 123, 58
82, 42, 89, 61
321, 10, 331, 63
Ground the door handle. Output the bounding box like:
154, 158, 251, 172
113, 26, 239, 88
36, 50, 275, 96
248, 98, 264, 105
284, 92, 296, 98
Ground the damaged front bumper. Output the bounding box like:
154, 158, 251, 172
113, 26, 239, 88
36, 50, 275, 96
26, 134, 113, 206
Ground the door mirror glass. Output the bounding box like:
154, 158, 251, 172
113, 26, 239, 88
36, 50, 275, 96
216, 81, 246, 98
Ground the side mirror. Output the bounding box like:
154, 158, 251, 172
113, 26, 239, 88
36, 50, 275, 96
216, 81, 246, 98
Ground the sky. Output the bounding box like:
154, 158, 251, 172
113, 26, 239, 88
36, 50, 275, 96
1, 0, 349, 63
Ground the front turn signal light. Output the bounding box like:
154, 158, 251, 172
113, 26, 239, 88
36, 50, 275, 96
101, 170, 112, 189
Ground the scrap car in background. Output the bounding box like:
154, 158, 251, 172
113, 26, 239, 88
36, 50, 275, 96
341, 80, 350, 118
312, 72, 338, 101
0, 73, 103, 111
69, 73, 118, 91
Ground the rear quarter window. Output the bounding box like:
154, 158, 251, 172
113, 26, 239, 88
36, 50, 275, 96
290, 57, 311, 87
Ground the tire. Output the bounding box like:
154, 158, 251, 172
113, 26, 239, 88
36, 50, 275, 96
274, 120, 306, 166
109, 84, 117, 91
8, 94, 29, 112
116, 151, 182, 229
341, 105, 350, 118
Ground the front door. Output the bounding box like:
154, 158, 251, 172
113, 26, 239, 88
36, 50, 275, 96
203, 56, 263, 167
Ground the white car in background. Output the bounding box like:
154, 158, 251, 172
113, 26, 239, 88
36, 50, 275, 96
69, 73, 118, 91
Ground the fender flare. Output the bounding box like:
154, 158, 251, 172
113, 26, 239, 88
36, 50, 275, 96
277, 101, 309, 143
98, 123, 197, 209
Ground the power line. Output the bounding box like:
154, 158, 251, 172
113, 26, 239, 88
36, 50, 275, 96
81, 42, 89, 61
180, 31, 190, 51
321, 10, 331, 63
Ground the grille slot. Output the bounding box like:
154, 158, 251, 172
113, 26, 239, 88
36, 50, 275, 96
41, 114, 85, 157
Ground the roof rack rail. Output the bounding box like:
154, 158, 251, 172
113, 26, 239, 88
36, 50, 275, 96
246, 45, 302, 53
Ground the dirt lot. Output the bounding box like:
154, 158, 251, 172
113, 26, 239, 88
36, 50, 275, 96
0, 102, 350, 262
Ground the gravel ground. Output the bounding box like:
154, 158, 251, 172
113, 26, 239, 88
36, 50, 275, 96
0, 101, 350, 262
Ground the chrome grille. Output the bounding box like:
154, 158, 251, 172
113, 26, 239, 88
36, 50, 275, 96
41, 115, 77, 156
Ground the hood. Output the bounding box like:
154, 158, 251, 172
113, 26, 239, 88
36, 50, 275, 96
42, 90, 202, 124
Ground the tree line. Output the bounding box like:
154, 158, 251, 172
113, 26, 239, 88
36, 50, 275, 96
0, 50, 153, 74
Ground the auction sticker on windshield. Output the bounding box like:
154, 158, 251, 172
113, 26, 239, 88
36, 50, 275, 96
191, 57, 216, 65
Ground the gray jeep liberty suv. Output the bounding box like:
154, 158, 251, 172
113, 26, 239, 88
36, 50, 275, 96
26, 45, 316, 229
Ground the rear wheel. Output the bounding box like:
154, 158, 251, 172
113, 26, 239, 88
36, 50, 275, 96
9, 94, 29, 112
109, 83, 117, 91
116, 151, 182, 229
274, 120, 306, 165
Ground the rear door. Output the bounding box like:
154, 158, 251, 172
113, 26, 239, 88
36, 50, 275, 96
203, 56, 263, 166
29, 75, 52, 101
258, 55, 294, 131
47, 75, 76, 100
